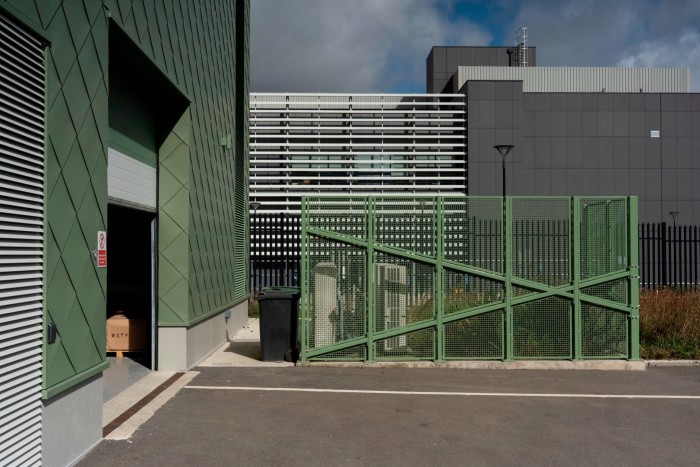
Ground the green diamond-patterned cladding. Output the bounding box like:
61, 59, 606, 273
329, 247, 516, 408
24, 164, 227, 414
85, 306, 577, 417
0, 0, 249, 396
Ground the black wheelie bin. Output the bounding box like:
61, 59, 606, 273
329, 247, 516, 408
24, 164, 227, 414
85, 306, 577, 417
256, 287, 301, 362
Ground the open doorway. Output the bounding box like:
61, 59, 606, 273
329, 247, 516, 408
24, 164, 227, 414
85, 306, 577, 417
106, 204, 156, 374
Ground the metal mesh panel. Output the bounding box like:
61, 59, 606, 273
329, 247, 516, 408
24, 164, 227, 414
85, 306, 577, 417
444, 270, 503, 314
512, 285, 539, 298
581, 279, 629, 305
308, 235, 366, 350
311, 345, 367, 361
375, 328, 435, 360
513, 297, 572, 359
580, 198, 628, 279
306, 197, 367, 240
512, 198, 570, 286
581, 305, 628, 358
374, 253, 435, 332
443, 198, 503, 273
375, 197, 435, 256
444, 312, 504, 359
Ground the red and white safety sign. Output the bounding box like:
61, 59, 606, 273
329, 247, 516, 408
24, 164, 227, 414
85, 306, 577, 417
97, 231, 107, 268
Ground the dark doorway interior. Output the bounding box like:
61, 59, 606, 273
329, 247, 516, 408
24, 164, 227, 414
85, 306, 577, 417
107, 204, 155, 369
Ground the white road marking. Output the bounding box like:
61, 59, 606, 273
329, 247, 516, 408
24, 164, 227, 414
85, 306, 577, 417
185, 385, 700, 400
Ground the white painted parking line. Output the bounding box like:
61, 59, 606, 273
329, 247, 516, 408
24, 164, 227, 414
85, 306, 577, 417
185, 386, 700, 400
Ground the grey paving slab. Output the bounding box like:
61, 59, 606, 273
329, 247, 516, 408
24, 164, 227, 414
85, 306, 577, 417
80, 367, 700, 467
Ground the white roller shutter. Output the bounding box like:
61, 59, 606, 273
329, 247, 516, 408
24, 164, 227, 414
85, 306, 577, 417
0, 12, 45, 467
107, 147, 157, 211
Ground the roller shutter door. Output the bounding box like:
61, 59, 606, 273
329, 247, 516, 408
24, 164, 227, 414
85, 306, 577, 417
0, 13, 45, 466
107, 147, 157, 211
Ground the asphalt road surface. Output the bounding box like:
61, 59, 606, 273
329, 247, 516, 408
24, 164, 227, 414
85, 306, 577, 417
81, 366, 700, 466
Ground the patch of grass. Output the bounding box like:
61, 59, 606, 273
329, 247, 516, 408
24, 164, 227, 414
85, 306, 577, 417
248, 298, 259, 318
640, 289, 700, 359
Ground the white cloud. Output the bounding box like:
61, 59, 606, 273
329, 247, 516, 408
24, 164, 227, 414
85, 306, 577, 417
250, 0, 491, 92
508, 0, 700, 91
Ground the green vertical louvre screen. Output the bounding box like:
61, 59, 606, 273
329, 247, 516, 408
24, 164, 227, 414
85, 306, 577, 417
301, 196, 639, 362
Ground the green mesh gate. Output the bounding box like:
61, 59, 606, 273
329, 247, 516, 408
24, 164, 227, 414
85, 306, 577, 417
300, 197, 639, 362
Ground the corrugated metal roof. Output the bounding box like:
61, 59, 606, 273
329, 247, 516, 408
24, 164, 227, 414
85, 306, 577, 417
456, 66, 689, 93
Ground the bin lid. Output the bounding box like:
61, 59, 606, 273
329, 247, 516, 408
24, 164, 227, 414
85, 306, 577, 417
256, 290, 299, 301
260, 286, 300, 296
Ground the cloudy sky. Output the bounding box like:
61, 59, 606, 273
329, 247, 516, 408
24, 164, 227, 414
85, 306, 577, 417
250, 0, 700, 93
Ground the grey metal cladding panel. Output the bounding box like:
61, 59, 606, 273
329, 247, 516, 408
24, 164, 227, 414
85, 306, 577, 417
433, 47, 447, 72
582, 138, 598, 168
677, 112, 692, 137
495, 101, 513, 128
534, 136, 550, 167
662, 112, 677, 136
678, 169, 692, 199
646, 112, 661, 133
645, 138, 661, 168
446, 48, 462, 74
478, 128, 496, 161
645, 94, 661, 111
677, 138, 692, 168
630, 137, 646, 168
630, 168, 646, 196
598, 94, 614, 111
535, 169, 551, 195
693, 95, 700, 111
613, 94, 629, 110
693, 169, 700, 199
598, 137, 614, 168
467, 80, 480, 99
534, 111, 550, 136
693, 113, 700, 137
614, 111, 629, 137
534, 94, 550, 110
566, 93, 582, 110
524, 109, 535, 135
581, 94, 598, 110
475, 48, 490, 66
512, 82, 523, 101
662, 169, 677, 199
582, 169, 598, 195
513, 100, 524, 128
495, 81, 512, 100
662, 138, 677, 168
677, 94, 692, 111
614, 169, 630, 195
550, 111, 566, 136
661, 94, 677, 111
551, 93, 566, 110
461, 47, 476, 66
567, 169, 583, 195
567, 137, 583, 168
551, 168, 566, 194
479, 81, 495, 100
694, 138, 700, 167
598, 111, 614, 136
630, 112, 645, 137
478, 101, 495, 128
550, 137, 566, 168
567, 111, 582, 136
599, 169, 615, 196
613, 137, 630, 168
629, 94, 645, 111
582, 111, 598, 136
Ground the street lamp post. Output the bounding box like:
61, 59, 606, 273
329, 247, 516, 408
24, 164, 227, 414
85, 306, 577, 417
493, 145, 514, 198
669, 211, 678, 228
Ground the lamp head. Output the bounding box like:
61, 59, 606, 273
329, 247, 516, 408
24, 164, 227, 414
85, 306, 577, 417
494, 144, 514, 158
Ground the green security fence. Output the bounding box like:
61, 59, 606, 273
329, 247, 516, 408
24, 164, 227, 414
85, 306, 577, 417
300, 196, 639, 362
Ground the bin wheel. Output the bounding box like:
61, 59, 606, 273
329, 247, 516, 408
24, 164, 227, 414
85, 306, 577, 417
284, 348, 293, 362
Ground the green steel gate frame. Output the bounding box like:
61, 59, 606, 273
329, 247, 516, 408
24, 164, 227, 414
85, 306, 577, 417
300, 196, 639, 362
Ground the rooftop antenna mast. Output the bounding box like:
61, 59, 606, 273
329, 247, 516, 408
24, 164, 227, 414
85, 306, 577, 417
515, 27, 528, 67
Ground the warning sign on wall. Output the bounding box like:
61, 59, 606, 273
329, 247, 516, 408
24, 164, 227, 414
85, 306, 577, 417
97, 231, 107, 268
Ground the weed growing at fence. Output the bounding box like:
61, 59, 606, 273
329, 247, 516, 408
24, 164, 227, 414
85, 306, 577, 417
248, 299, 259, 318
640, 289, 700, 359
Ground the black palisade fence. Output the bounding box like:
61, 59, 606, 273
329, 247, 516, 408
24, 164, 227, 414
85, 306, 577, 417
639, 223, 700, 289
250, 213, 301, 293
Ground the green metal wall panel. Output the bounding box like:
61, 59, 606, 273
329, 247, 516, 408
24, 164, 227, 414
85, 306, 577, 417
1, 0, 249, 396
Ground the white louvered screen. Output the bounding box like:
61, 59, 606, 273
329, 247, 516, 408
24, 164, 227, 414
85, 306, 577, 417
0, 13, 45, 466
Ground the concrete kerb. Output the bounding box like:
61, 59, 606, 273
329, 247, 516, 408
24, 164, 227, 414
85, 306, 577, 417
646, 360, 700, 367
299, 360, 648, 371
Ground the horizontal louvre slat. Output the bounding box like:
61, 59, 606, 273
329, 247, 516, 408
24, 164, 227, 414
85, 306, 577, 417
0, 12, 44, 465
